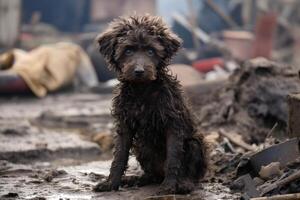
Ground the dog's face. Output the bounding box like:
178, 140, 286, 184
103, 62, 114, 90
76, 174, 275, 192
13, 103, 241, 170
113, 34, 163, 82
97, 15, 182, 83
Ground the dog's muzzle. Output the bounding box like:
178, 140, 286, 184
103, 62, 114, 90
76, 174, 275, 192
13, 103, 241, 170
134, 66, 144, 77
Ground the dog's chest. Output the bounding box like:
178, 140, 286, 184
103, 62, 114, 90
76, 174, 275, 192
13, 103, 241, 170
122, 95, 166, 133
126, 101, 160, 122
127, 104, 166, 145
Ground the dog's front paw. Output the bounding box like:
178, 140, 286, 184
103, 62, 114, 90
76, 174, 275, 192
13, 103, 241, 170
157, 179, 177, 195
177, 179, 195, 194
93, 180, 119, 192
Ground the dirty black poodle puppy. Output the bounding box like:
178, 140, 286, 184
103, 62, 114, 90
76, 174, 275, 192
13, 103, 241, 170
94, 15, 207, 194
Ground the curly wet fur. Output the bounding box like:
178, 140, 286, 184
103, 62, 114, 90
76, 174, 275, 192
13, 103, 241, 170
94, 15, 207, 194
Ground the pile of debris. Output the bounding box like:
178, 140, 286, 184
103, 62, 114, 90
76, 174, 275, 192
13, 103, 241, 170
195, 57, 300, 143
203, 118, 300, 200
193, 58, 300, 199
227, 138, 300, 200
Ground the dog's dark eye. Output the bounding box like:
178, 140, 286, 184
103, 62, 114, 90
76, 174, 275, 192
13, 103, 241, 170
147, 49, 155, 57
125, 49, 134, 56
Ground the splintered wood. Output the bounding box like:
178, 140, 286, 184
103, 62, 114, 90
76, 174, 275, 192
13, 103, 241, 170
288, 93, 300, 137
251, 193, 300, 200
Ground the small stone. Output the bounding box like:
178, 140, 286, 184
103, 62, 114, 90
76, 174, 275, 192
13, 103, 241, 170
259, 162, 283, 180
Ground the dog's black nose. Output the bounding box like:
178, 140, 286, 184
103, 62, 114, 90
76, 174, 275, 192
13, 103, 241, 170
134, 68, 144, 76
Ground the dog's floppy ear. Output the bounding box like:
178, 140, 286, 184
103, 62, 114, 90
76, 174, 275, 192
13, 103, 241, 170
96, 28, 118, 71
159, 30, 182, 61
97, 29, 114, 59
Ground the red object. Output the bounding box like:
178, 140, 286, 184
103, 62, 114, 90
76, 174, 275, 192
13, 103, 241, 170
0, 72, 30, 94
253, 12, 277, 59
192, 57, 224, 73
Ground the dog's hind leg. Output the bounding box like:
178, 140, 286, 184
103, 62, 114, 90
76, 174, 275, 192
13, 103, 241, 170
161, 135, 206, 194
157, 130, 184, 195
186, 134, 207, 182
175, 135, 207, 194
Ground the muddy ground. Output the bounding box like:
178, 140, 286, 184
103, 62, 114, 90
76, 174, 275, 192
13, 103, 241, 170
0, 92, 238, 200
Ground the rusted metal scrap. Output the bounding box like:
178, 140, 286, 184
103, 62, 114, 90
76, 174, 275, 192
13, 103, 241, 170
250, 138, 300, 174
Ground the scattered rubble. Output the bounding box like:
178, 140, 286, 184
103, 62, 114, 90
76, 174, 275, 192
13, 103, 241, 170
188, 58, 300, 200
258, 162, 282, 181
196, 57, 300, 143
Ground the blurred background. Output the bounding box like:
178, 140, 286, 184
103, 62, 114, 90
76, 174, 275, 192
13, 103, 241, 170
1, 0, 300, 92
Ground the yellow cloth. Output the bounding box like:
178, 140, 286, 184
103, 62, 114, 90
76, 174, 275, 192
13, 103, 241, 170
9, 43, 88, 97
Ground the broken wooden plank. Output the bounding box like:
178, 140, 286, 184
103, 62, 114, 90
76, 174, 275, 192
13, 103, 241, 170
250, 193, 300, 200
219, 129, 256, 152
260, 170, 300, 196
172, 13, 232, 57
205, 0, 238, 28
288, 93, 300, 137
144, 195, 187, 200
